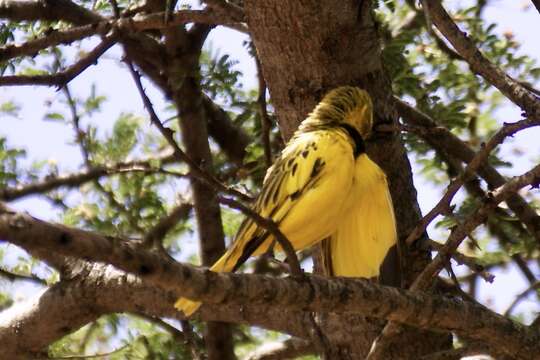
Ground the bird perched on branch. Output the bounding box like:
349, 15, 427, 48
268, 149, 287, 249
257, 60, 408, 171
175, 86, 397, 316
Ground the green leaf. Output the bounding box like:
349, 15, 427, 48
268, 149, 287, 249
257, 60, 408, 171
0, 101, 20, 117
19, 67, 48, 76
43, 112, 65, 122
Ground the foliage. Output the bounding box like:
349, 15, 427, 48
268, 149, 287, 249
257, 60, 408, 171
0, 0, 539, 358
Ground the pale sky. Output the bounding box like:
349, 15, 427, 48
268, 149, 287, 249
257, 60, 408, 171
0, 0, 539, 320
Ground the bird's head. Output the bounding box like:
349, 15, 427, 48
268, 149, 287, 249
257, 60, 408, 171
306, 86, 373, 139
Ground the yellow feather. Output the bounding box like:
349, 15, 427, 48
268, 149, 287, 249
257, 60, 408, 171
323, 155, 397, 278
175, 86, 396, 316
175, 130, 356, 315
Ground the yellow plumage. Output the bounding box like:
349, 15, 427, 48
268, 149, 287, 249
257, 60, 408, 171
322, 155, 397, 278
175, 86, 397, 316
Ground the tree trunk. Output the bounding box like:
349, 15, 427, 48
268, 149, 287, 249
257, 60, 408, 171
245, 0, 451, 357
167, 25, 236, 360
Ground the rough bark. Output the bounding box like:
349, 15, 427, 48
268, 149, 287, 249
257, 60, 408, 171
244, 0, 447, 357
2, 1, 536, 358
2, 203, 540, 360
167, 24, 236, 360
396, 99, 540, 243
0, 261, 309, 359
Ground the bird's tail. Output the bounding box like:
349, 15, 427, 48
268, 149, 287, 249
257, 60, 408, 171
175, 249, 238, 316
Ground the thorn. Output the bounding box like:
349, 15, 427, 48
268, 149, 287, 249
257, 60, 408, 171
441, 203, 455, 216
468, 237, 482, 251
44, 27, 55, 36
530, 175, 540, 189
164, 127, 175, 137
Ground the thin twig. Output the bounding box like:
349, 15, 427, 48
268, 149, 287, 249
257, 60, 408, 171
59, 73, 91, 166
0, 24, 105, 63
405, 116, 540, 247
0, 267, 48, 286
132, 312, 204, 350
429, 240, 494, 283
77, 321, 99, 355
0, 154, 174, 201
180, 320, 205, 360
396, 97, 540, 244
143, 202, 192, 247
418, 161, 540, 288
125, 60, 252, 202
218, 196, 302, 276
50, 343, 130, 359
367, 162, 540, 360
0, 8, 245, 64
126, 57, 301, 277
400, 0, 463, 61
0, 35, 117, 87
410, 0, 540, 96
504, 281, 540, 316
61, 78, 145, 234
255, 55, 273, 168
424, 1, 540, 117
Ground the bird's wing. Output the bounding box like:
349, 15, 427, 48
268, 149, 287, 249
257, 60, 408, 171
323, 154, 397, 278
222, 130, 355, 272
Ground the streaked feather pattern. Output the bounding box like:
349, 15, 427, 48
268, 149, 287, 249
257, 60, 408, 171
175, 86, 397, 316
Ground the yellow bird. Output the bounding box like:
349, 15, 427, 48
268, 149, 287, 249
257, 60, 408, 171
175, 86, 397, 316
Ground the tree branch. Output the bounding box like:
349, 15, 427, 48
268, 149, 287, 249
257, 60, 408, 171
1, 1, 248, 166
202, 94, 251, 166
368, 163, 540, 359
0, 0, 163, 95
0, 9, 243, 64
0, 0, 100, 24
126, 9, 245, 31
218, 196, 302, 276
0, 24, 103, 63
404, 115, 540, 246
531, 0, 540, 14
504, 281, 540, 317
255, 54, 273, 168
143, 202, 192, 247
1, 202, 540, 359
0, 258, 309, 358
0, 0, 240, 28
424, 1, 540, 117
203, 0, 245, 22
0, 35, 117, 87
0, 267, 48, 286
126, 61, 251, 202
0, 153, 175, 202
395, 97, 540, 244
429, 240, 494, 283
